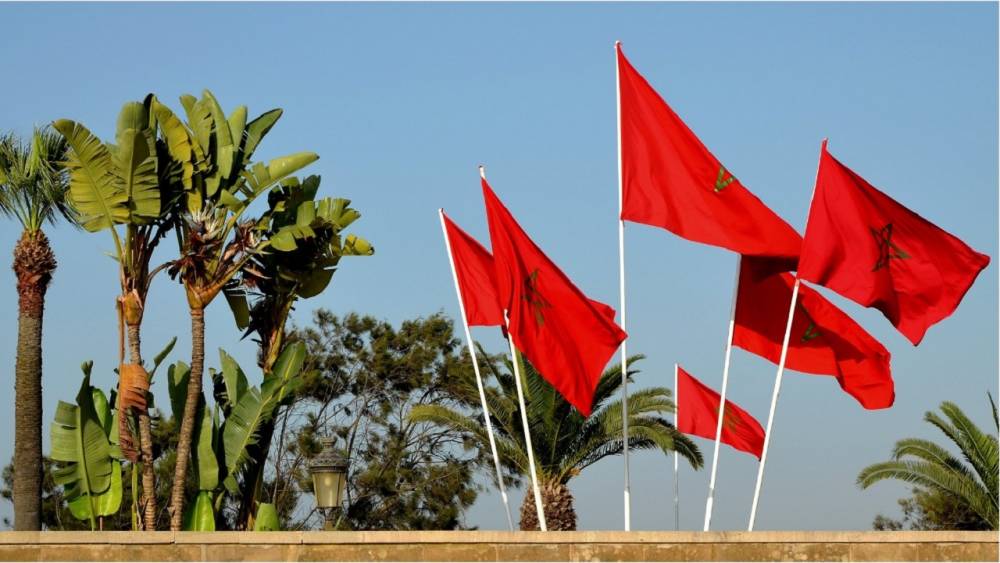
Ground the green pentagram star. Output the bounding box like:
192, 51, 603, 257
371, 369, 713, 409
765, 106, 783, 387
714, 165, 735, 193
870, 223, 910, 271
523, 269, 551, 326
801, 321, 820, 343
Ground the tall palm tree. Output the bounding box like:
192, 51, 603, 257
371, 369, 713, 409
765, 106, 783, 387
0, 128, 74, 530
858, 395, 998, 530
410, 351, 702, 530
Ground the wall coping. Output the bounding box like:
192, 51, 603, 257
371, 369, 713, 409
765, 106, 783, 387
0, 530, 996, 545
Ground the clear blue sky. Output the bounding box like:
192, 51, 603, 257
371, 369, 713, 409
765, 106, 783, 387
1, 2, 996, 531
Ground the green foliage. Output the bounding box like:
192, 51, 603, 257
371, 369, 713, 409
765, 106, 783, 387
873, 487, 992, 531
859, 394, 998, 530
409, 350, 702, 488
267, 311, 484, 530
0, 127, 73, 232
253, 503, 280, 531
49, 364, 122, 529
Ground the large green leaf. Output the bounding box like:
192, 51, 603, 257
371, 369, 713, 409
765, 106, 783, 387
52, 119, 129, 232
194, 403, 219, 491
148, 337, 177, 383
167, 361, 191, 421
221, 384, 280, 493
253, 503, 280, 531
241, 109, 282, 166
50, 368, 116, 528
242, 152, 318, 196
182, 490, 216, 531
151, 99, 200, 198
267, 342, 306, 405
112, 126, 159, 223
219, 349, 248, 408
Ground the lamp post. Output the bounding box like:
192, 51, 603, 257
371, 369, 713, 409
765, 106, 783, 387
309, 436, 348, 530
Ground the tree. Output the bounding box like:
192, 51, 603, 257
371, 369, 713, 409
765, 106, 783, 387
409, 351, 703, 530
267, 311, 484, 530
0, 128, 73, 530
54, 98, 179, 529
158, 90, 318, 530
226, 175, 373, 528
872, 487, 992, 531
858, 394, 998, 530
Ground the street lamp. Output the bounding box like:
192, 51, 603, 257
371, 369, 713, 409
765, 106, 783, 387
309, 436, 348, 530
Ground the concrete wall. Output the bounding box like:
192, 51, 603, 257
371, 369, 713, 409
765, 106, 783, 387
0, 530, 996, 561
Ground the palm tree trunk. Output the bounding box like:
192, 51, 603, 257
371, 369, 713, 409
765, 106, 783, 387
126, 323, 158, 530
168, 307, 205, 531
518, 480, 577, 531
12, 230, 55, 531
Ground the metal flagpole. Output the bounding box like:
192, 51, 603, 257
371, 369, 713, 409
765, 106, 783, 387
615, 39, 632, 532
747, 138, 826, 531
437, 208, 515, 531
747, 279, 800, 531
673, 363, 680, 531
505, 312, 548, 531
703, 254, 742, 531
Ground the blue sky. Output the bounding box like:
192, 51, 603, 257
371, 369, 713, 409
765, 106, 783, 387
0, 2, 996, 531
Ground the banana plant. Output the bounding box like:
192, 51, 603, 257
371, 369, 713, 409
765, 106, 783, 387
156, 90, 319, 530
50, 363, 122, 530
54, 97, 180, 529
226, 175, 372, 528
167, 342, 307, 531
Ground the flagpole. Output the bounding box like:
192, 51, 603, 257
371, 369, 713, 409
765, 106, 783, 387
673, 363, 680, 531
505, 311, 548, 531
746, 138, 827, 531
703, 253, 742, 531
747, 278, 800, 531
615, 39, 632, 532
437, 208, 515, 532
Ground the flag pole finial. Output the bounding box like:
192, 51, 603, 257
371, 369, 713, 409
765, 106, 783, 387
479, 165, 487, 180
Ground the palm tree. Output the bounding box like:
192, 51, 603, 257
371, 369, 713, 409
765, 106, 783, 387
0, 128, 74, 530
409, 351, 702, 530
858, 394, 998, 530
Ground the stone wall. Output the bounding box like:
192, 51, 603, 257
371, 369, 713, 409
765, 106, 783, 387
0, 530, 996, 561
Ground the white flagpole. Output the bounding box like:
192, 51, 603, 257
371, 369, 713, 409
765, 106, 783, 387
505, 312, 548, 531
437, 208, 515, 532
703, 253, 742, 531
615, 39, 632, 532
747, 279, 800, 531
673, 363, 680, 531
747, 138, 826, 531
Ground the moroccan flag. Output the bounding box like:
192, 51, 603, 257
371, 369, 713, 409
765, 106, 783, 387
482, 179, 627, 416
617, 43, 801, 265
441, 210, 617, 328
733, 257, 894, 410
676, 365, 765, 459
441, 210, 505, 327
798, 141, 991, 345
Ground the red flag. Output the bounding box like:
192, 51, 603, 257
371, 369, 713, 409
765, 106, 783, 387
676, 365, 765, 459
441, 210, 617, 327
441, 210, 504, 327
617, 43, 801, 265
733, 257, 894, 410
798, 142, 990, 345
482, 179, 627, 416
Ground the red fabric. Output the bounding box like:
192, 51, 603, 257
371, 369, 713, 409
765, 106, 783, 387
798, 142, 991, 345
482, 179, 627, 416
676, 365, 765, 459
442, 211, 505, 327
442, 211, 616, 327
733, 257, 895, 410
617, 44, 801, 266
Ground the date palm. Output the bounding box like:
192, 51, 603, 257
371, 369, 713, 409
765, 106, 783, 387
0, 128, 74, 530
410, 352, 702, 530
858, 395, 998, 530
